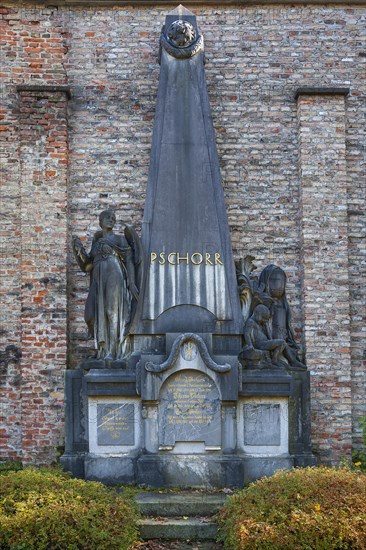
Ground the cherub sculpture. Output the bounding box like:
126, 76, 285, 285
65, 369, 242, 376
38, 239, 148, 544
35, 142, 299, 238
73, 209, 142, 362
239, 304, 286, 368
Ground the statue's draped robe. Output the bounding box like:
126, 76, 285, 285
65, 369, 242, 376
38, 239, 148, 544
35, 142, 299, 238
85, 235, 131, 359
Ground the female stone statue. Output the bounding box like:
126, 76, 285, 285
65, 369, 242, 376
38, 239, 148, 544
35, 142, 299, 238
258, 265, 306, 370
72, 210, 142, 362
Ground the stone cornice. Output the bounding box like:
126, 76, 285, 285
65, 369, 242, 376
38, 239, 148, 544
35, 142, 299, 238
17, 85, 71, 99
295, 87, 350, 99
6, 0, 366, 6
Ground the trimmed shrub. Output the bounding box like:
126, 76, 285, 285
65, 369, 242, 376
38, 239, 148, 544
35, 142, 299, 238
0, 461, 23, 475
353, 416, 366, 471
0, 467, 139, 549
218, 467, 366, 550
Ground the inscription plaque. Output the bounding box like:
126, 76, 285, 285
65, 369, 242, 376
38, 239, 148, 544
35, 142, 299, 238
159, 371, 221, 448
97, 403, 135, 446
244, 404, 281, 446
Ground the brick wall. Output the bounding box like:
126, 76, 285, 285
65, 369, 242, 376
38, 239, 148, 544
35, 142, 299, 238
1, 5, 69, 463
297, 92, 352, 460
1, 2, 365, 464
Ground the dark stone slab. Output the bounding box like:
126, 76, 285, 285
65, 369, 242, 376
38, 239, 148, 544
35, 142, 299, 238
288, 370, 314, 460
212, 335, 242, 355
138, 518, 218, 542
133, 335, 166, 354
136, 491, 228, 517
60, 370, 88, 477
96, 403, 135, 446
80, 358, 128, 370
240, 369, 293, 396
85, 369, 138, 396
60, 453, 85, 479
63, 370, 88, 452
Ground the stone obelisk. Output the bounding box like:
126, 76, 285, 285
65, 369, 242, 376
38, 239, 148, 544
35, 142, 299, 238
134, 5, 242, 337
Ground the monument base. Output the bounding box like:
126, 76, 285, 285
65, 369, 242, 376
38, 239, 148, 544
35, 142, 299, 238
60, 453, 85, 479
61, 349, 315, 488
242, 455, 294, 485
136, 454, 244, 489
84, 455, 136, 485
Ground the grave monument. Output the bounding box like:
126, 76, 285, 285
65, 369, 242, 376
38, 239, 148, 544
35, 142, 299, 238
61, 5, 315, 487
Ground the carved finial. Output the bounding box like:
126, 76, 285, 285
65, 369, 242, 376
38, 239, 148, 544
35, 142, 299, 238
168, 4, 195, 17
161, 6, 204, 60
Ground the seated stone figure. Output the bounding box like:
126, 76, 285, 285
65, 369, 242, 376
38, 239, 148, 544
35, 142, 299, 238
239, 305, 286, 369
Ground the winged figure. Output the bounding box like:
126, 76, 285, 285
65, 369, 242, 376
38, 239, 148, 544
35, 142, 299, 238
72, 209, 143, 361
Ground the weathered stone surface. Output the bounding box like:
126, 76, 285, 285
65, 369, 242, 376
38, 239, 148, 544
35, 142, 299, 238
243, 456, 294, 485
136, 491, 227, 517
85, 456, 136, 485
244, 403, 281, 445
138, 518, 218, 542
159, 371, 221, 449
136, 454, 244, 488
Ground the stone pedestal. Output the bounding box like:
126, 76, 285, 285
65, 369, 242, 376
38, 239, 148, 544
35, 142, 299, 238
61, 340, 315, 487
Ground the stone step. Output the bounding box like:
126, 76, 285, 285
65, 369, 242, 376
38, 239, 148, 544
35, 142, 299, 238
136, 491, 228, 517
138, 544, 223, 550
138, 517, 218, 541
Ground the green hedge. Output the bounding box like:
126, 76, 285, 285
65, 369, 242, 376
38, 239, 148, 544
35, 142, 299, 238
0, 467, 139, 550
218, 467, 366, 550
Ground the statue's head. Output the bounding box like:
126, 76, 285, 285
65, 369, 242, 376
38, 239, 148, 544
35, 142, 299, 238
268, 267, 286, 299
99, 209, 116, 230
253, 304, 271, 323
259, 265, 287, 300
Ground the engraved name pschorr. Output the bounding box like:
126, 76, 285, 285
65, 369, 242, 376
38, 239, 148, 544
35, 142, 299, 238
150, 252, 223, 265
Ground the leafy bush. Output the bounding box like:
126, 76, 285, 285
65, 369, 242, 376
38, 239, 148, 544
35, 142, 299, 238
0, 461, 23, 475
353, 416, 366, 471
218, 467, 366, 550
0, 467, 139, 549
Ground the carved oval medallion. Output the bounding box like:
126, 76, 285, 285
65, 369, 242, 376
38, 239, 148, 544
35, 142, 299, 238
181, 340, 198, 361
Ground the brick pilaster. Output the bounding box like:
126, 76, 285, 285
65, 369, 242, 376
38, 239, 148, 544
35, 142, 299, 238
18, 87, 69, 463
297, 89, 352, 463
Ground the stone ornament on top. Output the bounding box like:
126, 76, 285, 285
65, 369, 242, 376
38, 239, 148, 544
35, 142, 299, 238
72, 209, 143, 366
236, 256, 306, 371
160, 19, 204, 59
